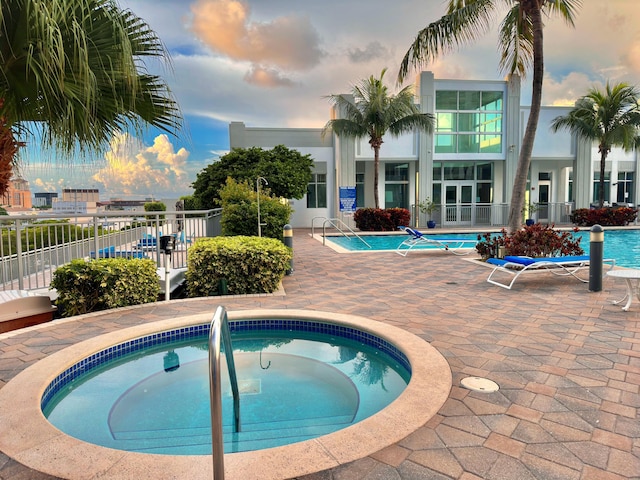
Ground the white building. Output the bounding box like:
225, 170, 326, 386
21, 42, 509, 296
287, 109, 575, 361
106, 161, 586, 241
229, 71, 640, 229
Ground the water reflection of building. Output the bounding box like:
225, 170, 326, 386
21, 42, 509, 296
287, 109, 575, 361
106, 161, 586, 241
0, 177, 32, 211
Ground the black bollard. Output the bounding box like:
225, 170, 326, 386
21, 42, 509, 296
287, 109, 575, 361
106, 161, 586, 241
283, 224, 293, 275
589, 224, 604, 292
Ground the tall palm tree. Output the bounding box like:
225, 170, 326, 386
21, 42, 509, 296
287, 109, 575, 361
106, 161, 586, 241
0, 0, 181, 196
324, 69, 435, 209
398, 0, 581, 232
551, 82, 640, 207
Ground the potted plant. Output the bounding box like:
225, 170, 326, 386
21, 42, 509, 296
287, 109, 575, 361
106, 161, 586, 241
522, 202, 539, 226
418, 198, 439, 228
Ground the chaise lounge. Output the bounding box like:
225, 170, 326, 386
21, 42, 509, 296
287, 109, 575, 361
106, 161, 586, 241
486, 255, 616, 290
396, 226, 476, 256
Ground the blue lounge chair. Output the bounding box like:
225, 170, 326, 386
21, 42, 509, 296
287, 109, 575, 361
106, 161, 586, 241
396, 226, 476, 256
486, 255, 616, 290
90, 246, 148, 259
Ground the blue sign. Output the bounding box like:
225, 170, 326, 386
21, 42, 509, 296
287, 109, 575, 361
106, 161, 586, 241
339, 186, 357, 213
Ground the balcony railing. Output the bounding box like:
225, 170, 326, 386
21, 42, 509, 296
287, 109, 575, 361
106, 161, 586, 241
0, 209, 221, 292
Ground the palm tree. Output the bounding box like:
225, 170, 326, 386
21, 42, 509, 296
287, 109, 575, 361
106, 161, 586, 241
398, 0, 581, 232
551, 82, 640, 207
0, 0, 181, 196
324, 69, 435, 208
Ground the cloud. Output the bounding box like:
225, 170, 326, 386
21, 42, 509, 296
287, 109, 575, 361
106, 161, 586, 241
541, 71, 596, 106
347, 42, 390, 63
91, 133, 191, 197
190, 0, 325, 86
244, 65, 297, 88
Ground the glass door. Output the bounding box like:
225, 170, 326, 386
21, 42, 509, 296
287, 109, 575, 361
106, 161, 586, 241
444, 182, 474, 225
538, 180, 550, 222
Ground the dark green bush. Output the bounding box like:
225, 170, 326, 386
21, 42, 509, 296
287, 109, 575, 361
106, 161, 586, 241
219, 178, 292, 239
353, 208, 410, 231
51, 258, 160, 317
386, 208, 411, 229
571, 207, 637, 226
186, 236, 292, 296
476, 224, 584, 260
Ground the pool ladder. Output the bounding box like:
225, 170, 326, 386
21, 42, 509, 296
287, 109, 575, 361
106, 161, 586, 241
209, 305, 241, 480
311, 216, 372, 248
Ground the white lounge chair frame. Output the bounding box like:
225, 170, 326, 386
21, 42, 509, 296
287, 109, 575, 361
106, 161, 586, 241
396, 227, 475, 257
486, 255, 616, 290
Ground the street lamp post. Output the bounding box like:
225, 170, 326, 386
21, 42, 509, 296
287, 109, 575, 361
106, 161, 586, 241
256, 177, 268, 237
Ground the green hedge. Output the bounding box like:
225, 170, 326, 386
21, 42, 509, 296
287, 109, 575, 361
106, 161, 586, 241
51, 258, 160, 317
186, 236, 292, 296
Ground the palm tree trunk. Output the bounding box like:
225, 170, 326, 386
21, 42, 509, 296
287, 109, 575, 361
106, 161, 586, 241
373, 145, 380, 208
0, 120, 20, 198
599, 147, 607, 208
507, 4, 545, 233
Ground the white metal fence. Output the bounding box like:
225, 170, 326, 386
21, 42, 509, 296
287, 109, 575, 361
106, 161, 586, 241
0, 209, 221, 292
412, 202, 575, 228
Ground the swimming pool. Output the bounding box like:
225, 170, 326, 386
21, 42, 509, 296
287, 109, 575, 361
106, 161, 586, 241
43, 325, 410, 455
326, 229, 640, 268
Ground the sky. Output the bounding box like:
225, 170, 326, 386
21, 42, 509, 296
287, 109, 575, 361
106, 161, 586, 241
19, 0, 640, 200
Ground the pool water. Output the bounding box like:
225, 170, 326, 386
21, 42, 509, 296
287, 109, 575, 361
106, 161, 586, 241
43, 331, 409, 455
327, 229, 640, 268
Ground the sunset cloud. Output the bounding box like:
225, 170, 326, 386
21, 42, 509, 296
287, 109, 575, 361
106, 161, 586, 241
91, 133, 191, 197
189, 0, 324, 86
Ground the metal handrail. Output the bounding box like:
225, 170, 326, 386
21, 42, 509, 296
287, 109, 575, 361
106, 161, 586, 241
208, 306, 241, 480
322, 218, 371, 248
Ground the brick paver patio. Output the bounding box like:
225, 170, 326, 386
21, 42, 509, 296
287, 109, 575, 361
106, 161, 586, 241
0, 229, 638, 479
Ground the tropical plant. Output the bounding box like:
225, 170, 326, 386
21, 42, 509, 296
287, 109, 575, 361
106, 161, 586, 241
475, 223, 583, 259
219, 178, 293, 239
323, 68, 435, 208
192, 145, 313, 208
0, 0, 181, 196
571, 207, 637, 227
550, 82, 640, 207
144, 201, 167, 223
398, 0, 582, 232
418, 198, 439, 219
353, 207, 411, 231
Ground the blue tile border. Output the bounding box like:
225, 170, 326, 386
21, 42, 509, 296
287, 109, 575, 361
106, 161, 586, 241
41, 319, 410, 411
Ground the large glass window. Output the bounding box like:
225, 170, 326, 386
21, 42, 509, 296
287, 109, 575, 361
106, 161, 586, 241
435, 90, 504, 154
356, 173, 365, 207
593, 172, 611, 204
433, 161, 493, 203
306, 173, 327, 208
617, 172, 634, 204
385, 163, 409, 209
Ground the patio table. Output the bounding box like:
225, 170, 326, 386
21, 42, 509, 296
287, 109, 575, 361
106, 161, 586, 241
607, 269, 640, 311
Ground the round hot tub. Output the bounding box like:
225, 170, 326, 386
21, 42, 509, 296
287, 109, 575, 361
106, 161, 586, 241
0, 309, 451, 480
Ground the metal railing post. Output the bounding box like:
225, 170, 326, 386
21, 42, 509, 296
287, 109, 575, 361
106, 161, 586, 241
209, 306, 241, 480
15, 219, 24, 290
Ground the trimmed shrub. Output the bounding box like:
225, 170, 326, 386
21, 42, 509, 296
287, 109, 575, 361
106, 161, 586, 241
186, 236, 292, 297
386, 208, 411, 229
476, 224, 584, 260
571, 207, 637, 226
51, 258, 160, 317
220, 178, 292, 239
354, 208, 410, 231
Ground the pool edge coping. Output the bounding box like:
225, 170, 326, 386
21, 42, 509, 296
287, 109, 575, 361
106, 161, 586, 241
0, 308, 452, 480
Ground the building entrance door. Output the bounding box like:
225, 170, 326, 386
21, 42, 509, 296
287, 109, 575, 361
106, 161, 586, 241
444, 182, 474, 225
538, 180, 550, 222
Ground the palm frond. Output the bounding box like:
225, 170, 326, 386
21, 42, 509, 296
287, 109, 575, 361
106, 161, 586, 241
398, 0, 497, 82
0, 0, 181, 158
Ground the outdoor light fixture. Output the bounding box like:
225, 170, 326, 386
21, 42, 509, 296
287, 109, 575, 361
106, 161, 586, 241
257, 176, 268, 237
